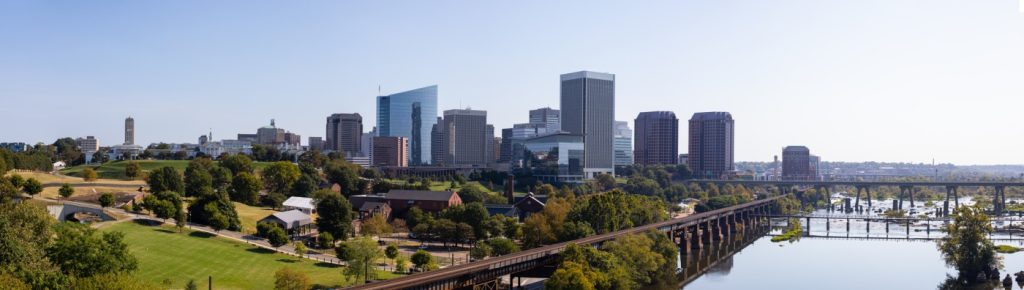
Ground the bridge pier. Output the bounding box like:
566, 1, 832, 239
805, 217, 810, 234
909, 186, 915, 208
945, 186, 959, 215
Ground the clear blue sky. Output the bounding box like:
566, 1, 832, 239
2, 1, 1024, 165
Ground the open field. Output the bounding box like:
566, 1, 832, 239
61, 160, 273, 180
6, 171, 145, 199
99, 221, 399, 289
234, 202, 279, 234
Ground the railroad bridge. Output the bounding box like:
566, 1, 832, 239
690, 179, 1024, 216
346, 196, 782, 290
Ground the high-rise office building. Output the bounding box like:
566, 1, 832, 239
529, 107, 561, 132
431, 117, 445, 165
782, 146, 813, 181
634, 111, 679, 165
435, 109, 488, 166
377, 86, 438, 166
124, 117, 135, 145
308, 137, 324, 151
499, 128, 513, 162
613, 121, 633, 166
372, 136, 408, 167
484, 124, 495, 165
560, 71, 615, 178
688, 112, 734, 179
326, 113, 363, 156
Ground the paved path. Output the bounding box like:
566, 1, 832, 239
50, 199, 360, 268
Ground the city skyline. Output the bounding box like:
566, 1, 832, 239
4, 1, 1024, 165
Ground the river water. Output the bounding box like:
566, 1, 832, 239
675, 197, 1024, 290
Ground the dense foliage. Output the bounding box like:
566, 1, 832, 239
545, 231, 677, 290
937, 205, 997, 282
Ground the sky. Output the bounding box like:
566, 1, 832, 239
2, 0, 1024, 165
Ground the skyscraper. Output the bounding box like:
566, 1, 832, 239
613, 121, 633, 166
124, 117, 135, 145
688, 112, 734, 179
377, 85, 438, 166
560, 71, 615, 178
782, 146, 813, 181
529, 107, 561, 132
484, 124, 495, 165
436, 109, 488, 166
326, 113, 363, 156
634, 111, 679, 165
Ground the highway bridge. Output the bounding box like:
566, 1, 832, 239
346, 195, 783, 290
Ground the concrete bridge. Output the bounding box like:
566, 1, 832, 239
689, 179, 1024, 217
346, 196, 783, 290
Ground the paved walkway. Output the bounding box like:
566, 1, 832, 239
50, 199, 360, 268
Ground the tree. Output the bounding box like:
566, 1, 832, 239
188, 191, 242, 231
294, 241, 307, 258
385, 244, 399, 267
316, 192, 354, 240
125, 161, 140, 180
204, 203, 230, 232
58, 183, 74, 200
46, 222, 138, 278
470, 241, 492, 260
488, 237, 519, 256
8, 174, 24, 188
319, 232, 335, 249
98, 193, 115, 208
82, 167, 98, 182
325, 161, 360, 195
442, 202, 490, 240
267, 226, 289, 248
361, 214, 392, 241
22, 178, 42, 198
0, 202, 67, 289
143, 195, 169, 220
938, 205, 997, 282
262, 161, 301, 194
184, 159, 214, 197
210, 166, 233, 190
230, 172, 262, 205
147, 167, 184, 193
257, 221, 279, 238
545, 261, 596, 290
594, 174, 616, 191
339, 237, 383, 283
410, 250, 434, 272
221, 154, 254, 175
274, 267, 310, 290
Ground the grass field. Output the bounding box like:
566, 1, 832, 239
7, 171, 145, 199
61, 160, 273, 180
234, 202, 278, 234
100, 221, 399, 289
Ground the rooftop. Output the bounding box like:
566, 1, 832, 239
386, 190, 457, 202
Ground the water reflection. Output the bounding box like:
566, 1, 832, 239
671, 228, 1024, 290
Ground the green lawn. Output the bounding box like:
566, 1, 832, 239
234, 202, 278, 234
101, 221, 399, 289
62, 160, 273, 180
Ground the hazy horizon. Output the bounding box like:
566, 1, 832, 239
3, 1, 1024, 165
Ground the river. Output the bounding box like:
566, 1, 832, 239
670, 197, 1024, 290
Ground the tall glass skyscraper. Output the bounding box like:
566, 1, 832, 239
560, 71, 615, 178
377, 85, 438, 165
